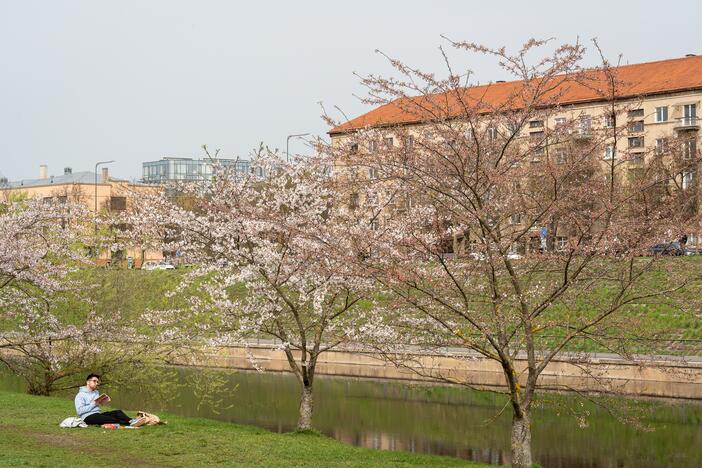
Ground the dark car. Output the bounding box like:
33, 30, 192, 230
648, 242, 685, 256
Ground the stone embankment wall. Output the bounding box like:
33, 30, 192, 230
196, 343, 702, 400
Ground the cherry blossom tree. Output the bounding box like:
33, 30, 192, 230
0, 198, 90, 393
0, 198, 185, 395
128, 149, 376, 430
325, 39, 702, 466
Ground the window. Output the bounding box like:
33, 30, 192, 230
628, 108, 644, 118
682, 139, 697, 159
604, 144, 616, 160
628, 120, 644, 133
465, 128, 474, 140
655, 106, 668, 122
603, 113, 615, 128
110, 196, 127, 211
510, 213, 521, 225
529, 120, 544, 128
628, 136, 644, 148
370, 219, 379, 231
349, 193, 359, 209
682, 103, 698, 126
507, 121, 521, 135
630, 154, 644, 165
555, 236, 567, 251
532, 146, 545, 160
683, 170, 694, 190
555, 148, 568, 164
554, 117, 567, 127
529, 131, 545, 140
655, 138, 668, 156
368, 167, 378, 179
349, 143, 359, 154
404, 135, 414, 149
384, 137, 394, 149
369, 140, 378, 153
487, 127, 498, 142
578, 115, 592, 135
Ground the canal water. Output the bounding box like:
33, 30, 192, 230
1, 367, 701, 467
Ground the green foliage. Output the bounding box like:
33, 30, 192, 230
186, 368, 237, 415
35, 263, 702, 356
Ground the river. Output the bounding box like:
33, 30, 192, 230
1, 367, 701, 467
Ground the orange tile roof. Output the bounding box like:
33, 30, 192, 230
329, 55, 702, 135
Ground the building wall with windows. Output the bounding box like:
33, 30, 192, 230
0, 166, 163, 267
329, 55, 702, 251
142, 157, 251, 183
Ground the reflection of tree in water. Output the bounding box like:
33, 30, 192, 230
1, 367, 699, 467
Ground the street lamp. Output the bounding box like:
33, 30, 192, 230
94, 160, 115, 246
286, 133, 310, 163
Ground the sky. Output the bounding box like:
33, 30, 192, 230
1, 0, 700, 181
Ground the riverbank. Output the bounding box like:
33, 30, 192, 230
195, 342, 702, 400
0, 390, 488, 467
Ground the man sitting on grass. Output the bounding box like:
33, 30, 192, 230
75, 373, 142, 426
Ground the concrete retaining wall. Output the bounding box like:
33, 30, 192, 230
197, 344, 702, 400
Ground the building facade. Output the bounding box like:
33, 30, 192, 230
142, 157, 250, 183
0, 165, 163, 267
329, 54, 702, 251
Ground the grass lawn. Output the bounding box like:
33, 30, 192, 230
23, 262, 700, 357
0, 390, 488, 467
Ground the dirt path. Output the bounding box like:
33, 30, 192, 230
0, 424, 168, 467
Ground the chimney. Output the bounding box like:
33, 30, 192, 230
39, 165, 48, 179
101, 167, 109, 183
64, 167, 72, 175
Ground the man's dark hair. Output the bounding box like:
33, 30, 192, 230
86, 373, 101, 381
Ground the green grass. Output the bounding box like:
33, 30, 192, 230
17, 260, 702, 356
0, 390, 488, 467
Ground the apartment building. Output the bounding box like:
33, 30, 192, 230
328, 54, 702, 251
0, 165, 162, 267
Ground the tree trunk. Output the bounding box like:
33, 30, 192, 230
296, 384, 314, 430
511, 412, 532, 468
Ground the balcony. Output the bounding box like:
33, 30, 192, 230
572, 128, 592, 140
674, 117, 700, 131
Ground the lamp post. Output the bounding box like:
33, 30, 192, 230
94, 160, 115, 253
286, 133, 310, 163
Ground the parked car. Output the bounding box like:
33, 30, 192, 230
684, 246, 701, 256
647, 242, 685, 256
142, 261, 175, 270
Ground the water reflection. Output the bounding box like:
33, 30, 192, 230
1, 367, 700, 467
330, 429, 507, 465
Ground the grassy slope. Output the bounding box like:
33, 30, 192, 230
0, 390, 486, 467
12, 262, 691, 359
71, 265, 702, 341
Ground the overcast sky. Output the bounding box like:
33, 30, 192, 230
1, 0, 700, 181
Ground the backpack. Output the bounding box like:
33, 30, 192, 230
137, 411, 166, 425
